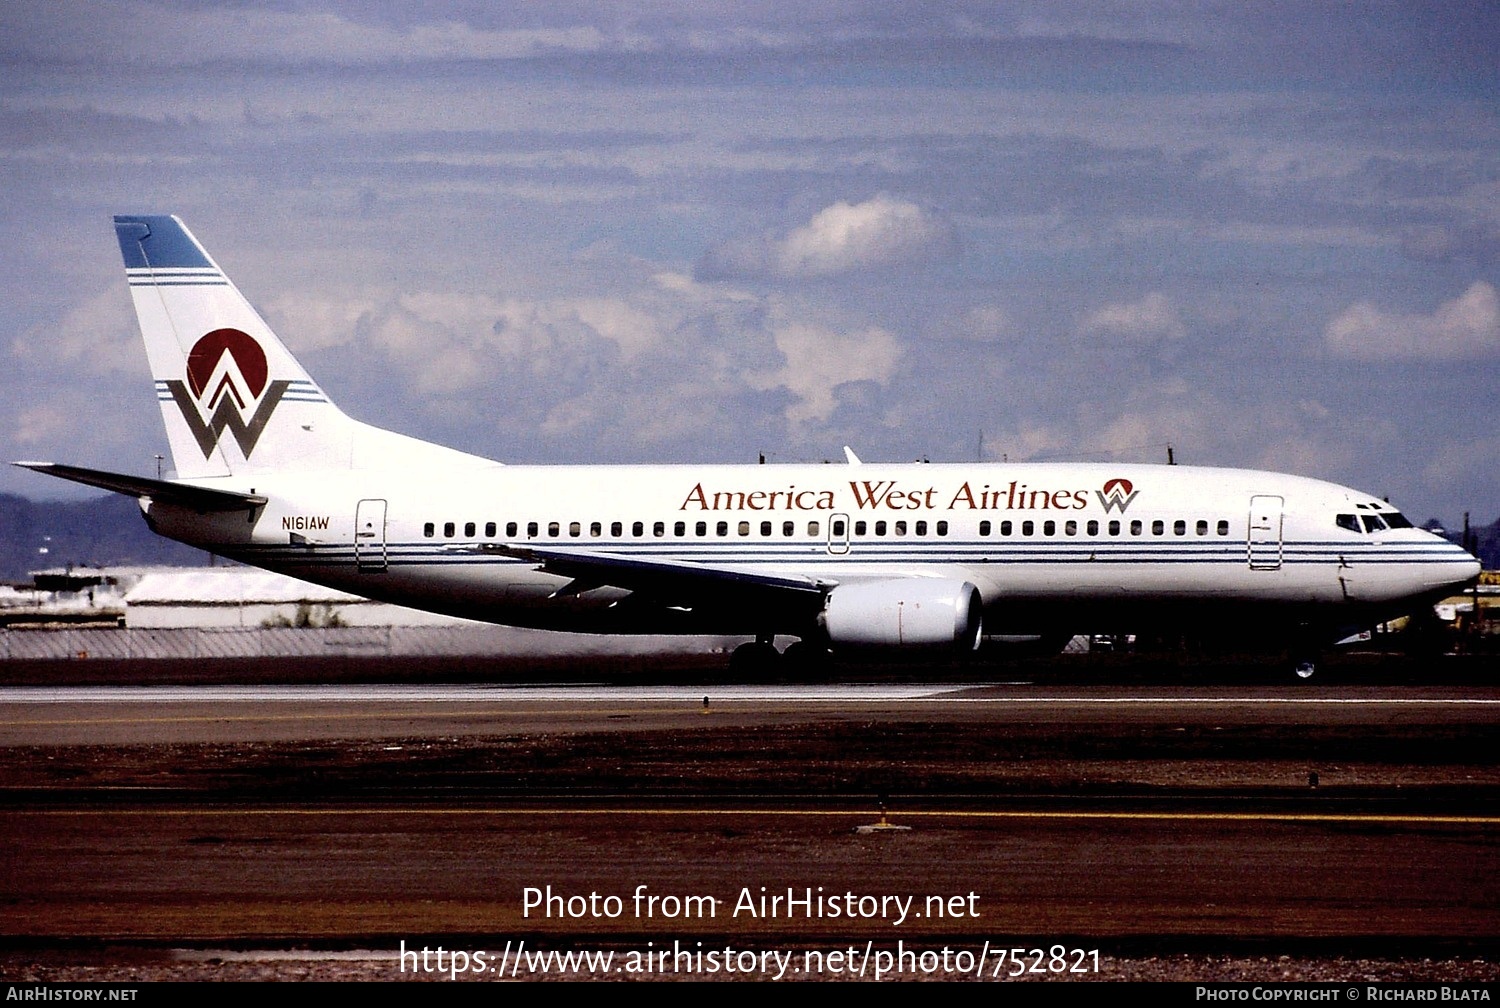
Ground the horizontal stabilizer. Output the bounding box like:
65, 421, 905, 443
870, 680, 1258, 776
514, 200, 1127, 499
12, 462, 267, 512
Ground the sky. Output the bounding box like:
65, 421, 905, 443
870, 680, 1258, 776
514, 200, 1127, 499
2, 1, 1497, 527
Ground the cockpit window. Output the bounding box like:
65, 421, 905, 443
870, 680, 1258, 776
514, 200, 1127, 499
1336, 514, 1360, 533
1383, 511, 1413, 529
1360, 514, 1388, 533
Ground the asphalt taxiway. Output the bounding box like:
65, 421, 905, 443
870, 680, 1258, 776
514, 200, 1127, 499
1, 656, 1497, 982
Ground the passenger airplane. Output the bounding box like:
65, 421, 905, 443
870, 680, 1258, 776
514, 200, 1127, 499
15, 215, 1482, 677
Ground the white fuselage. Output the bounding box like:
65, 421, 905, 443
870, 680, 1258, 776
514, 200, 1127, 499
143, 460, 1479, 642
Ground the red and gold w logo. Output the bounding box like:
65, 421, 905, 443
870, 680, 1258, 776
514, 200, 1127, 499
166, 328, 289, 459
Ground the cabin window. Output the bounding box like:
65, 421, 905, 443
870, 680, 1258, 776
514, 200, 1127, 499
808, 521, 820, 536
527, 521, 538, 538
979, 520, 991, 536
569, 521, 581, 537
674, 521, 686, 536
610, 521, 622, 537
1000, 520, 1012, 536
631, 521, 644, 536
423, 522, 435, 538
1043, 520, 1055, 536
507, 521, 518, 537
831, 519, 846, 537
1065, 520, 1077, 536
915, 521, 928, 535
936, 520, 949, 536
444, 522, 456, 537
1130, 520, 1143, 536
1109, 520, 1121, 536
653, 521, 665, 537
548, 521, 560, 537
1216, 519, 1229, 536
590, 522, 601, 537
696, 521, 708, 536
783, 521, 795, 536
738, 521, 750, 536
1196, 519, 1208, 536
1174, 519, 1186, 536
875, 520, 887, 536
854, 520, 867, 536
895, 520, 908, 535
717, 521, 729, 536
1151, 519, 1164, 535
485, 521, 496, 537
1022, 520, 1034, 536
1087, 520, 1099, 535
464, 521, 475, 537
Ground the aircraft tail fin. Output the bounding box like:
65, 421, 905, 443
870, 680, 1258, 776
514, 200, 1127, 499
113, 215, 492, 479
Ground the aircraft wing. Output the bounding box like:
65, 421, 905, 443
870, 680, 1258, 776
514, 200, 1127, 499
482, 543, 833, 611
12, 462, 267, 512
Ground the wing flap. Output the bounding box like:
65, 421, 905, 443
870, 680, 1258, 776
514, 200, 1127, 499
482, 543, 832, 611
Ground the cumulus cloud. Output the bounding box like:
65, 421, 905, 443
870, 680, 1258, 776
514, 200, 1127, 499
356, 292, 627, 399
1325, 281, 1500, 360
754, 320, 902, 426
1079, 292, 1186, 341
271, 272, 901, 444
696, 195, 957, 282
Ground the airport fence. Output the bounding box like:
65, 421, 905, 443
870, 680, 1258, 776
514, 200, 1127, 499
0, 625, 736, 661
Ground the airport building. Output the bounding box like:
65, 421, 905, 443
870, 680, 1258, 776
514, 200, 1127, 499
120, 568, 477, 630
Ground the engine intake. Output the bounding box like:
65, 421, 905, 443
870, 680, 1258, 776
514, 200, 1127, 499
822, 578, 983, 652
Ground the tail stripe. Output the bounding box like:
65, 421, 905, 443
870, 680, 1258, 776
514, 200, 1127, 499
127, 266, 227, 288
154, 379, 329, 405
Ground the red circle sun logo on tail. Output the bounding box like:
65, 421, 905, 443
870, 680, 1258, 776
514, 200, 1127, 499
168, 328, 288, 460
186, 328, 268, 401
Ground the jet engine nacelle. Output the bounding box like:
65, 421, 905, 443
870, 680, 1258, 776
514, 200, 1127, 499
822, 578, 983, 652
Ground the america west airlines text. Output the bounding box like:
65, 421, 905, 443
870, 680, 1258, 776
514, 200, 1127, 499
680, 478, 1140, 514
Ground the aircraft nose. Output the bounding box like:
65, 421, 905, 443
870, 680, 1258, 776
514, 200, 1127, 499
1461, 554, 1483, 583
1439, 551, 1483, 595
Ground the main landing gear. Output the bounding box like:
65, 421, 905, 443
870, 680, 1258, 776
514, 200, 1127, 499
728, 635, 832, 677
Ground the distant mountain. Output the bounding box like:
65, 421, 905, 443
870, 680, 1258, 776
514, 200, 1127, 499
0, 494, 211, 582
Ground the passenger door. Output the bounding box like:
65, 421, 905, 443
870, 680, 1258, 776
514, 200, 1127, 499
1247, 495, 1283, 570
355, 498, 388, 573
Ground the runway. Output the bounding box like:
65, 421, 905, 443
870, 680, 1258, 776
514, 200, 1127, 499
2, 664, 1498, 981
5, 682, 1499, 746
